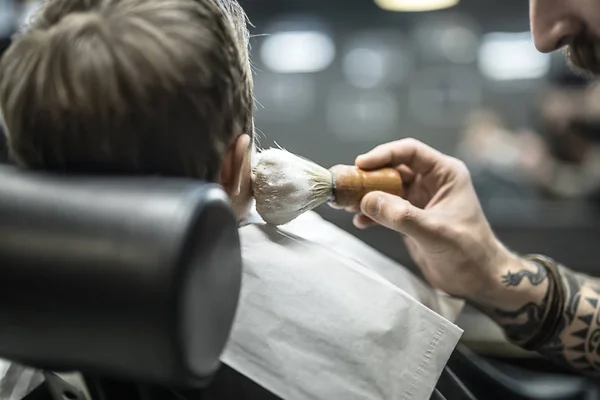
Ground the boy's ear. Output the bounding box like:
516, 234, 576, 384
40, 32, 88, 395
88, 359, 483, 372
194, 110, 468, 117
220, 133, 251, 196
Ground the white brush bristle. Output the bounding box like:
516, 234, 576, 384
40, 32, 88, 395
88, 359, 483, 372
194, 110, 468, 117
252, 148, 333, 225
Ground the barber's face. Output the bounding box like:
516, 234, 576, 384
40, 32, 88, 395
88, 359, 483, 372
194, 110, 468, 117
530, 0, 600, 74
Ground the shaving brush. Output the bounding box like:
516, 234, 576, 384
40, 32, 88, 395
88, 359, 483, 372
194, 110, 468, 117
252, 148, 403, 226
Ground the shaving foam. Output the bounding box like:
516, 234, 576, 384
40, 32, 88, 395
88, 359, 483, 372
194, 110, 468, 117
252, 148, 332, 225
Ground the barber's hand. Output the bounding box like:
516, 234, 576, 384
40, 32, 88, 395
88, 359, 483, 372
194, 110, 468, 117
353, 139, 514, 300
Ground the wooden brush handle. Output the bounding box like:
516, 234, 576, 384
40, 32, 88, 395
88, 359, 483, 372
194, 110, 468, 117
329, 165, 403, 208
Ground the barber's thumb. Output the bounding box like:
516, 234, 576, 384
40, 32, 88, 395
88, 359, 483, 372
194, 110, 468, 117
361, 192, 430, 239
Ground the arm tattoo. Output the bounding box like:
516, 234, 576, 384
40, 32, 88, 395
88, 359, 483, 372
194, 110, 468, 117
495, 302, 547, 344
501, 262, 547, 287
542, 270, 600, 374
493, 263, 600, 376
493, 264, 550, 344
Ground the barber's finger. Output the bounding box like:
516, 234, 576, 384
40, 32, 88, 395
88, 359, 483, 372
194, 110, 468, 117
397, 164, 416, 185
327, 201, 345, 210
356, 138, 447, 175
328, 203, 362, 214
360, 191, 433, 241
353, 213, 377, 230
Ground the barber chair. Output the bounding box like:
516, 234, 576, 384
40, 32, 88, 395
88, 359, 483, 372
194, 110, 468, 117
0, 164, 589, 400
0, 164, 242, 399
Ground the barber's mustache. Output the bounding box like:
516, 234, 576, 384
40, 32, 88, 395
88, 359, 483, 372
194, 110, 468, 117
566, 35, 600, 76
568, 117, 600, 139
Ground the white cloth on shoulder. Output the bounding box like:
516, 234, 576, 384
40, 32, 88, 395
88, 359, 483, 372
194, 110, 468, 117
222, 210, 464, 400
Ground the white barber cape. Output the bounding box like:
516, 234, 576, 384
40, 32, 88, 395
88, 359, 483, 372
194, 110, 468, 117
221, 209, 464, 400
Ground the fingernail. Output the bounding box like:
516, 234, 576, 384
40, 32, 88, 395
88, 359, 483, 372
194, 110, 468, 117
365, 195, 382, 217
327, 201, 344, 210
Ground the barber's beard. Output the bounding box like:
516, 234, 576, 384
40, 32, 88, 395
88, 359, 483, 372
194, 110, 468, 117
565, 36, 600, 76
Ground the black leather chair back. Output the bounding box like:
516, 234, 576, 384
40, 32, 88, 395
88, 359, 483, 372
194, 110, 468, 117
0, 166, 242, 388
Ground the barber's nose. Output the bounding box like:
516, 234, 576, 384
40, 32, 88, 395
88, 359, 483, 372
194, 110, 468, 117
530, 0, 584, 53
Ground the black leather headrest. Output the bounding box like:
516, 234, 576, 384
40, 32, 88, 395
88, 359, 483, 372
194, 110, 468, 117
0, 166, 242, 388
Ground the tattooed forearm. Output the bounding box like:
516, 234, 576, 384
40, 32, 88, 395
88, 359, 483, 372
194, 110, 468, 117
486, 261, 600, 376
495, 302, 547, 344
501, 262, 547, 287
543, 269, 600, 374
537, 270, 583, 367
488, 262, 550, 344
493, 263, 550, 343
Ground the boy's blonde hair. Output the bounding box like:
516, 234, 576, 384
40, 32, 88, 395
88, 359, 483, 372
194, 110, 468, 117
0, 0, 253, 180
